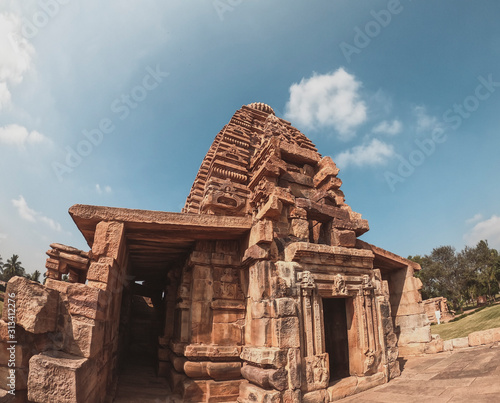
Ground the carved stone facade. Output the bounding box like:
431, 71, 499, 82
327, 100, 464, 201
1, 103, 432, 402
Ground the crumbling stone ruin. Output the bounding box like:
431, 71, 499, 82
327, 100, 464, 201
423, 297, 454, 324
0, 103, 435, 402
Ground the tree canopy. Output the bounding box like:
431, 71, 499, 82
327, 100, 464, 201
410, 240, 500, 311
0, 253, 41, 283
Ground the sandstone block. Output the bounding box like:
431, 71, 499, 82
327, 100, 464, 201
53, 282, 110, 321
468, 327, 500, 346
313, 156, 339, 187
206, 362, 241, 381
184, 361, 210, 379
256, 196, 282, 221
397, 343, 426, 357
335, 230, 356, 247
328, 376, 357, 401
63, 317, 105, 358
287, 348, 301, 389
251, 301, 272, 319
212, 322, 242, 345
282, 389, 301, 403
241, 364, 287, 391
249, 220, 273, 246
395, 313, 428, 329
3, 277, 58, 334
238, 381, 281, 403
451, 337, 469, 349
290, 219, 309, 239
273, 298, 297, 317
443, 339, 453, 351
91, 221, 125, 263
272, 317, 300, 348
303, 389, 327, 403
355, 372, 385, 393
424, 338, 444, 354
398, 326, 431, 344
247, 318, 271, 347
241, 347, 287, 368
244, 245, 271, 265
248, 262, 271, 300
274, 262, 299, 293
28, 351, 96, 403
208, 379, 242, 402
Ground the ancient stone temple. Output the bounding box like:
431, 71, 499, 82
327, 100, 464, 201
0, 103, 435, 402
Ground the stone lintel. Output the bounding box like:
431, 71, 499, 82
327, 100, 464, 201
284, 242, 374, 268
69, 204, 252, 245
357, 239, 421, 271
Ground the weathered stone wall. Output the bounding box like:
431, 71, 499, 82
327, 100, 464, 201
0, 220, 130, 402
387, 265, 433, 357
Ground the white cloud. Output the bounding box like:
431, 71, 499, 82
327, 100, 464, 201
334, 138, 395, 169
466, 213, 483, 225
96, 184, 112, 194
0, 233, 7, 242
464, 215, 500, 250
372, 120, 402, 136
0, 82, 11, 109
284, 68, 367, 140
0, 12, 34, 85
0, 124, 50, 148
413, 105, 444, 134
12, 195, 62, 231
12, 195, 37, 222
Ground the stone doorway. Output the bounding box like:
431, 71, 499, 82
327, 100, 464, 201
323, 297, 350, 380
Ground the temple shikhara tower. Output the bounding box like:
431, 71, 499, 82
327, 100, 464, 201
1, 103, 436, 402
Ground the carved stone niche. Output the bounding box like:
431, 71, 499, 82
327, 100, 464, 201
332, 273, 348, 297
200, 179, 246, 215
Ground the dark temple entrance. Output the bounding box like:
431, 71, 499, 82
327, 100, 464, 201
323, 298, 350, 380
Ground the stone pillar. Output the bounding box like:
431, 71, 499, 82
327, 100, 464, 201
168, 241, 245, 402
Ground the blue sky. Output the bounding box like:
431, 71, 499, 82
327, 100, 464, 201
1, 0, 500, 273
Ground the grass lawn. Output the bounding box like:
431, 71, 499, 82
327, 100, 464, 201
431, 303, 500, 340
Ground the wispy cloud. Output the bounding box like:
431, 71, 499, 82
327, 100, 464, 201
334, 138, 395, 169
12, 195, 62, 231
96, 184, 112, 194
0, 124, 50, 148
0, 12, 34, 110
284, 68, 367, 140
463, 214, 500, 249
413, 105, 444, 134
372, 119, 402, 136
466, 213, 483, 225
0, 82, 11, 109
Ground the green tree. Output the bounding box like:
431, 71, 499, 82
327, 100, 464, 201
25, 270, 41, 283
411, 240, 500, 311
472, 240, 500, 301
2, 254, 26, 281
